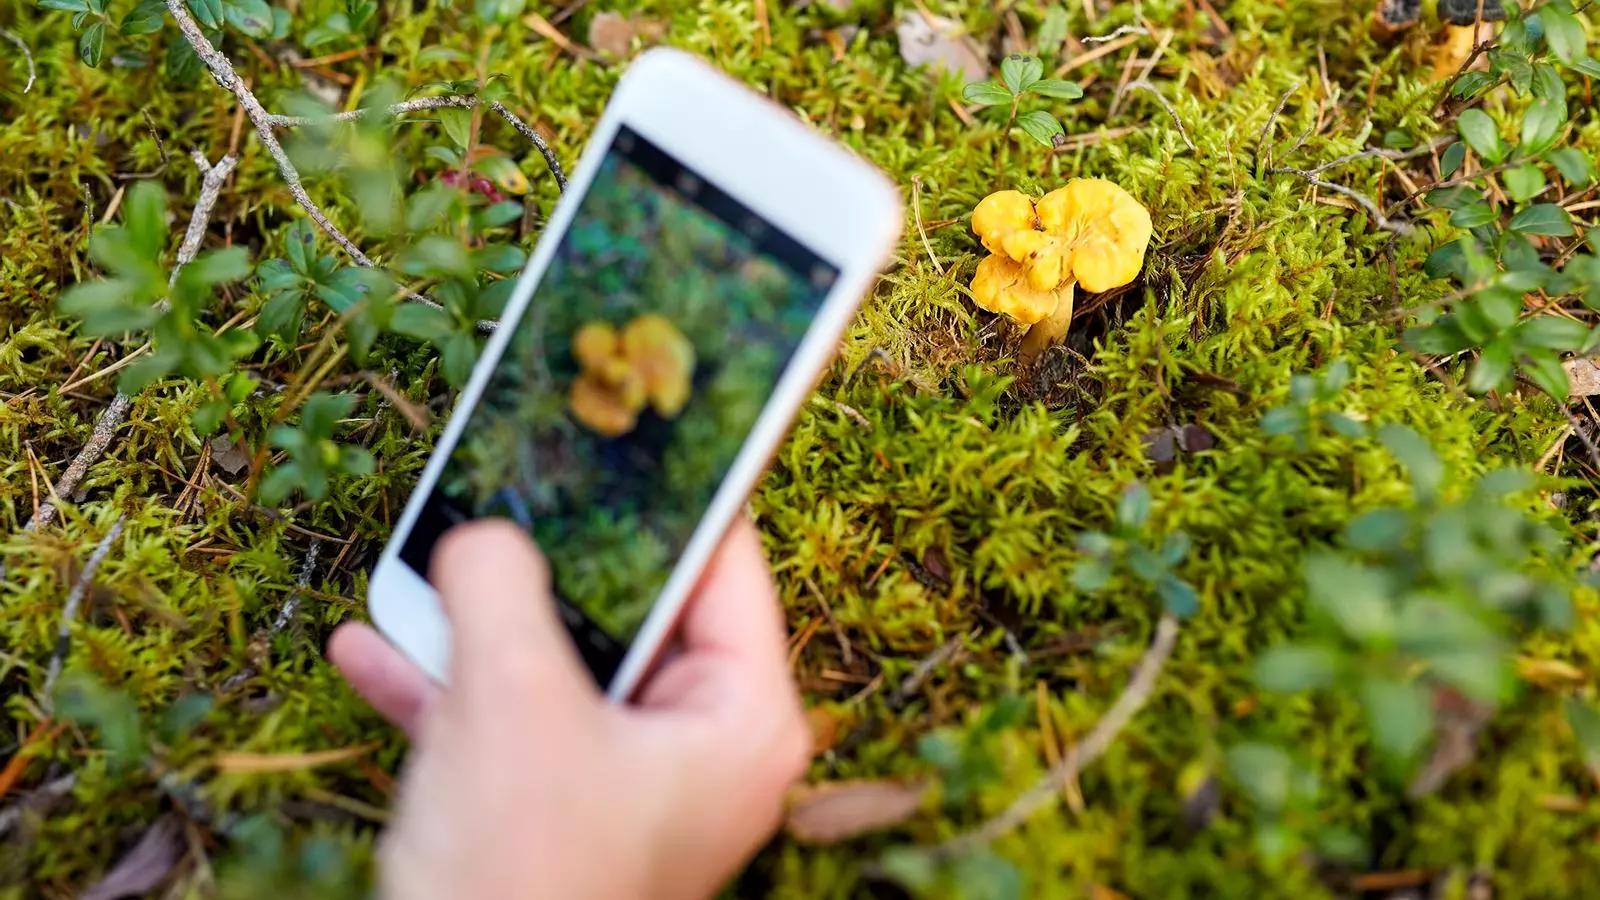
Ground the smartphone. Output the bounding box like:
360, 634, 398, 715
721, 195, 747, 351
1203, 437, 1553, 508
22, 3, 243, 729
368, 48, 902, 700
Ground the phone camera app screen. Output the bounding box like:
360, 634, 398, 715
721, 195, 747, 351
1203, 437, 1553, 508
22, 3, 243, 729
399, 127, 841, 681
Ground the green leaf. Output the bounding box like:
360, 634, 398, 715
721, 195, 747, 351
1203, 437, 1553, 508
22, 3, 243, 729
390, 303, 453, 341
117, 352, 176, 392
58, 280, 159, 335
1450, 202, 1497, 229
1547, 148, 1595, 188
1037, 5, 1068, 56
40, 0, 92, 11
1014, 110, 1064, 147
1378, 424, 1443, 501
1028, 78, 1083, 100
1440, 141, 1466, 178
299, 391, 355, 436
1502, 164, 1547, 203
402, 236, 473, 279
1321, 411, 1367, 439
416, 45, 469, 65
1116, 482, 1151, 529
1359, 676, 1433, 762
1305, 552, 1395, 642
185, 245, 252, 285
1343, 508, 1409, 552
155, 693, 214, 744
78, 21, 105, 67
1457, 109, 1505, 163
191, 399, 229, 434
1468, 337, 1514, 394
256, 291, 306, 341
188, 0, 223, 28
472, 244, 526, 274
1565, 698, 1600, 773
1156, 576, 1198, 619
1520, 100, 1565, 154
1451, 71, 1496, 99
1160, 531, 1190, 566
1542, 6, 1587, 63
961, 80, 1013, 106
1515, 315, 1589, 351
120, 0, 166, 34
951, 850, 1023, 900
1071, 559, 1111, 592
1224, 743, 1294, 814
1405, 319, 1474, 356
257, 463, 302, 506
1383, 129, 1413, 149
999, 55, 1041, 94
1259, 405, 1302, 437
437, 107, 474, 151
1254, 644, 1339, 693
224, 0, 273, 38
439, 329, 479, 387
1571, 57, 1600, 78
1520, 349, 1570, 400
473, 0, 524, 25
406, 183, 461, 233
1509, 203, 1574, 236
165, 33, 203, 80
877, 848, 936, 893
54, 671, 145, 771
477, 201, 523, 229
302, 12, 349, 47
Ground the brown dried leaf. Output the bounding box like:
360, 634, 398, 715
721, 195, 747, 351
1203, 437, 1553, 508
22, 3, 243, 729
79, 815, 183, 900
895, 11, 986, 82
784, 779, 926, 844
588, 12, 667, 60
208, 435, 252, 475
806, 706, 844, 756
1565, 358, 1600, 397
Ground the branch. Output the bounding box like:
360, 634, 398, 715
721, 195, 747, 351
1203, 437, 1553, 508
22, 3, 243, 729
267, 96, 567, 192
1082, 25, 1149, 44
1253, 84, 1299, 171
1, 27, 34, 94
268, 539, 323, 635
1269, 167, 1417, 236
1124, 80, 1195, 152
0, 773, 76, 838
1302, 135, 1454, 176
21, 153, 237, 535
42, 514, 128, 705
924, 616, 1179, 859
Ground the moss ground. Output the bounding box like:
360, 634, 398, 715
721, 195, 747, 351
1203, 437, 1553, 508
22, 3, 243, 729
3, 0, 1600, 897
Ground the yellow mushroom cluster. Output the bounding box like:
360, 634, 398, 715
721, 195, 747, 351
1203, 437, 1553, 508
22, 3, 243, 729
969, 179, 1153, 361
567, 314, 695, 438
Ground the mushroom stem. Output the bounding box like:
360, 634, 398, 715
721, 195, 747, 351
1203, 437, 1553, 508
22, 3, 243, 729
1018, 282, 1077, 363
1432, 23, 1486, 81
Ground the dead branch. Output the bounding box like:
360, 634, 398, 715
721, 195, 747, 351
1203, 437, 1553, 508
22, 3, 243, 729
2, 27, 34, 94
267, 96, 567, 192
1082, 25, 1149, 44
42, 514, 128, 704
925, 615, 1179, 859
1269, 166, 1417, 236
1124, 80, 1196, 151
0, 773, 77, 838
1254, 84, 1300, 170
22, 153, 238, 535
268, 539, 323, 635
1303, 135, 1454, 176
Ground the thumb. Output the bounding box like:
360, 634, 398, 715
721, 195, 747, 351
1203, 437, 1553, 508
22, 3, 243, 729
430, 519, 599, 708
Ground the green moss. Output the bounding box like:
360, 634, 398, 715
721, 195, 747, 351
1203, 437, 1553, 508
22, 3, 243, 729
3, 0, 1600, 896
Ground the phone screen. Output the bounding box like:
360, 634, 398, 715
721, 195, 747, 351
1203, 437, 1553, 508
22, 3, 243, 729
398, 126, 841, 684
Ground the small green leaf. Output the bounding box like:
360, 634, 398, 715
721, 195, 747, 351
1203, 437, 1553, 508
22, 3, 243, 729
1405, 318, 1474, 356
224, 0, 273, 38
390, 303, 453, 341
1383, 129, 1414, 149
78, 21, 105, 66
437, 107, 474, 151
1254, 644, 1339, 693
416, 45, 469, 65
40, 0, 92, 11
1515, 315, 1589, 352
877, 848, 936, 893
1571, 57, 1600, 78
1468, 337, 1514, 394
186, 246, 252, 285
1027, 78, 1083, 100
402, 236, 473, 279
1343, 508, 1409, 552
1520, 99, 1565, 154
191, 399, 229, 434
156, 693, 214, 744
120, 0, 166, 34
1360, 676, 1433, 762
299, 391, 355, 436
473, 0, 525, 25
1116, 482, 1151, 529
1305, 552, 1395, 642
1509, 203, 1574, 236
438, 329, 479, 387
1520, 349, 1570, 400
1156, 576, 1198, 619
1224, 743, 1294, 814
1451, 71, 1496, 99
302, 11, 350, 47
1014, 110, 1064, 147
54, 671, 145, 771
1259, 405, 1302, 437
1542, 7, 1587, 63
951, 850, 1024, 900
1377, 424, 1443, 501
165, 32, 203, 80
1450, 203, 1497, 229
472, 244, 526, 273
1321, 411, 1367, 439
1566, 698, 1600, 773
961, 80, 1013, 106
1071, 559, 1111, 592
1547, 148, 1595, 188
1440, 142, 1466, 178
477, 201, 523, 229
999, 55, 1041, 94
1502, 164, 1547, 204
1160, 531, 1190, 566
1457, 109, 1505, 163
188, 0, 223, 28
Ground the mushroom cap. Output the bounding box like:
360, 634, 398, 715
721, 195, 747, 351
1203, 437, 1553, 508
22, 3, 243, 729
569, 373, 641, 437
1034, 178, 1153, 294
622, 314, 695, 418
972, 190, 1039, 256
1438, 0, 1506, 25
969, 253, 1071, 326
573, 321, 620, 373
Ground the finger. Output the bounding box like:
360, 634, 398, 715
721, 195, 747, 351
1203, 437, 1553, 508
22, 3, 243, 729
327, 622, 438, 739
430, 519, 596, 702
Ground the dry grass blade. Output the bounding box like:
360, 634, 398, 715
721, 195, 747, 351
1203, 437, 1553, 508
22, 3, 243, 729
1, 28, 35, 94
213, 742, 379, 773
42, 514, 128, 704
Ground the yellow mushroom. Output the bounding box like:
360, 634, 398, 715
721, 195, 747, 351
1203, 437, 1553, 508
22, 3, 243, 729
567, 315, 695, 437
967, 179, 1153, 362
1432, 0, 1504, 81
622, 314, 695, 418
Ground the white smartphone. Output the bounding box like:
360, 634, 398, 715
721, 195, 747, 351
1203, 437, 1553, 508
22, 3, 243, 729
368, 48, 902, 700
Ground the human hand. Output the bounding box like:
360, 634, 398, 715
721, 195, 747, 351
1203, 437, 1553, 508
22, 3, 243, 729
329, 518, 810, 900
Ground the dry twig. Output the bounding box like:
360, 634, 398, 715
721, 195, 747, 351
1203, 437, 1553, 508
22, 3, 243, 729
268, 539, 324, 636
2, 27, 35, 94
922, 615, 1179, 859
1270, 166, 1416, 235
0, 773, 77, 838
1124, 80, 1195, 151
42, 514, 128, 704
1082, 25, 1149, 44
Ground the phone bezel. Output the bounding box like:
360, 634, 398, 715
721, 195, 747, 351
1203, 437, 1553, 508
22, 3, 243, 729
368, 47, 902, 700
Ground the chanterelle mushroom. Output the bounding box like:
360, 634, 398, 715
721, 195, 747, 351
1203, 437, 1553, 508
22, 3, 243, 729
1433, 0, 1506, 80
968, 179, 1152, 361
567, 316, 695, 437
